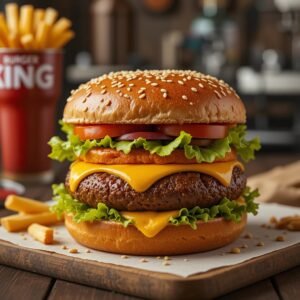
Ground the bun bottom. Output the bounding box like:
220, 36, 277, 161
65, 214, 247, 256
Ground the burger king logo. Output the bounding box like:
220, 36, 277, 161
0, 54, 54, 90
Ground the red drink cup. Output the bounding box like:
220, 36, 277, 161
0, 50, 63, 183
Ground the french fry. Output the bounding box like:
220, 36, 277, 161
49, 17, 71, 43
44, 7, 58, 25
20, 33, 34, 49
28, 223, 54, 244
0, 37, 6, 47
287, 220, 300, 231
19, 5, 33, 36
33, 8, 44, 33
1, 212, 62, 232
0, 13, 9, 46
8, 32, 19, 48
5, 194, 49, 214
52, 30, 74, 48
35, 21, 51, 49
5, 3, 19, 34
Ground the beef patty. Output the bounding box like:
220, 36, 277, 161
65, 167, 246, 211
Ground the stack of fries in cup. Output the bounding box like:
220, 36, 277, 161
0, 3, 74, 49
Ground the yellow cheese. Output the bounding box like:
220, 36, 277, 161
69, 161, 244, 193
121, 210, 179, 238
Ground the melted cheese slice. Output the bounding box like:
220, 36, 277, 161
69, 161, 244, 193
121, 211, 179, 238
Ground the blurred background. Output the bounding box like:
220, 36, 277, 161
1, 0, 300, 150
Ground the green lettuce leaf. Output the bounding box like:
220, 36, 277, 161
51, 184, 259, 229
49, 122, 260, 163
51, 183, 132, 226
169, 186, 259, 229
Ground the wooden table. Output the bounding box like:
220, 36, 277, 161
1, 152, 300, 300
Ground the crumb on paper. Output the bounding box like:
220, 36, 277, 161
270, 216, 278, 224
121, 255, 128, 259
22, 237, 27, 240
230, 247, 241, 254
85, 249, 91, 253
241, 244, 248, 249
183, 258, 189, 262
243, 232, 253, 239
139, 258, 148, 263
275, 235, 285, 242
68, 248, 78, 254
164, 256, 171, 261
163, 261, 170, 266
156, 256, 161, 260
61, 245, 68, 250
256, 241, 264, 247
19, 232, 25, 236
260, 224, 267, 228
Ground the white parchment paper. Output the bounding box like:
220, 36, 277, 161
0, 203, 299, 277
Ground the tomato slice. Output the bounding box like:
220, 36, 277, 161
157, 124, 229, 139
118, 132, 172, 141
74, 125, 151, 140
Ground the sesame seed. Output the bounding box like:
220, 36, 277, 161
138, 89, 145, 94
160, 88, 167, 93
230, 247, 241, 254
100, 89, 107, 95
101, 85, 106, 88
139, 93, 146, 99
163, 92, 168, 98
129, 83, 135, 87
182, 95, 188, 100
61, 245, 68, 250
178, 80, 184, 85
127, 87, 132, 92
198, 83, 204, 88
183, 78, 187, 82
67, 97, 72, 102
167, 79, 173, 83
83, 107, 88, 112
124, 94, 130, 98
187, 76, 192, 80
189, 102, 193, 106
214, 91, 222, 99
191, 87, 197, 92
151, 82, 158, 86
69, 248, 78, 254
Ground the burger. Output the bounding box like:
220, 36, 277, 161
49, 70, 260, 255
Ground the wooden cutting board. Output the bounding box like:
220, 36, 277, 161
0, 239, 299, 299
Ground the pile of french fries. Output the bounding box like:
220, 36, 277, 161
270, 215, 300, 231
0, 195, 63, 244
0, 3, 74, 49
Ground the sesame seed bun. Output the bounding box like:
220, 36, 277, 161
65, 213, 247, 255
63, 70, 246, 124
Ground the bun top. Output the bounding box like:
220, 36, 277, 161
63, 70, 246, 124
